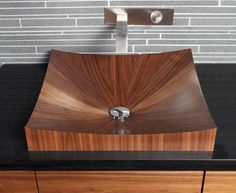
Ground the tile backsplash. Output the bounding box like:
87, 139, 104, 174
0, 0, 236, 65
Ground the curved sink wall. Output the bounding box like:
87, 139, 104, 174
25, 49, 217, 151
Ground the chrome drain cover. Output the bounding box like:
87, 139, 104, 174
109, 106, 130, 121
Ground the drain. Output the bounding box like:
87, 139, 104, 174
109, 106, 130, 121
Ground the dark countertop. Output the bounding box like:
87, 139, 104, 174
0, 63, 236, 171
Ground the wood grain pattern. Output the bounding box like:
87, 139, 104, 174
25, 49, 217, 151
0, 171, 37, 193
37, 171, 203, 193
204, 172, 236, 193
25, 127, 216, 151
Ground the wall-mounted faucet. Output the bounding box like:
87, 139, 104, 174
104, 8, 174, 53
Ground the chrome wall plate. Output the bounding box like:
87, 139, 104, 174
104, 8, 174, 25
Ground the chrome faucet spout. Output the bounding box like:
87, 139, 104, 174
116, 13, 128, 53
104, 7, 174, 53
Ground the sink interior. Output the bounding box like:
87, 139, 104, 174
25, 49, 217, 151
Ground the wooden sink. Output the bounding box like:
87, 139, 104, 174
25, 49, 217, 151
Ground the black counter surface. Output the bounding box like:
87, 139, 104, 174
0, 63, 236, 171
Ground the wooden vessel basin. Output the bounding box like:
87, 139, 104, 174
25, 49, 217, 151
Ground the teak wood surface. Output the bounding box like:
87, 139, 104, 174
25, 49, 217, 151
0, 171, 37, 193
204, 172, 236, 193
37, 171, 203, 193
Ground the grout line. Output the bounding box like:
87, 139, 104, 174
2, 44, 236, 47
0, 57, 48, 59
3, 25, 236, 28
2, 55, 236, 58
0, 18, 29, 21
0, 38, 115, 41
44, 1, 46, 8
144, 32, 231, 33
0, 45, 36, 47
0, 14, 102, 17
126, 44, 236, 46
1, 61, 235, 64
0, 6, 106, 9
1, 5, 236, 9
2, 56, 236, 59
19, 38, 116, 42
0, 53, 48, 55
0, 25, 236, 30
0, 13, 236, 16
188, 18, 191, 26
198, 45, 200, 53
0, 17, 106, 21
0, 0, 227, 1
177, 16, 236, 18
2, 33, 232, 37
184, 25, 236, 27
0, 31, 230, 34
157, 32, 232, 34
0, 0, 102, 2
0, 62, 46, 64
0, 32, 114, 35
98, 5, 234, 7
1, 53, 235, 56
35, 45, 115, 47
0, 38, 184, 41
1, 55, 236, 58
149, 38, 236, 40
176, 13, 236, 15
19, 19, 22, 27
195, 56, 236, 58
75, 18, 78, 26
